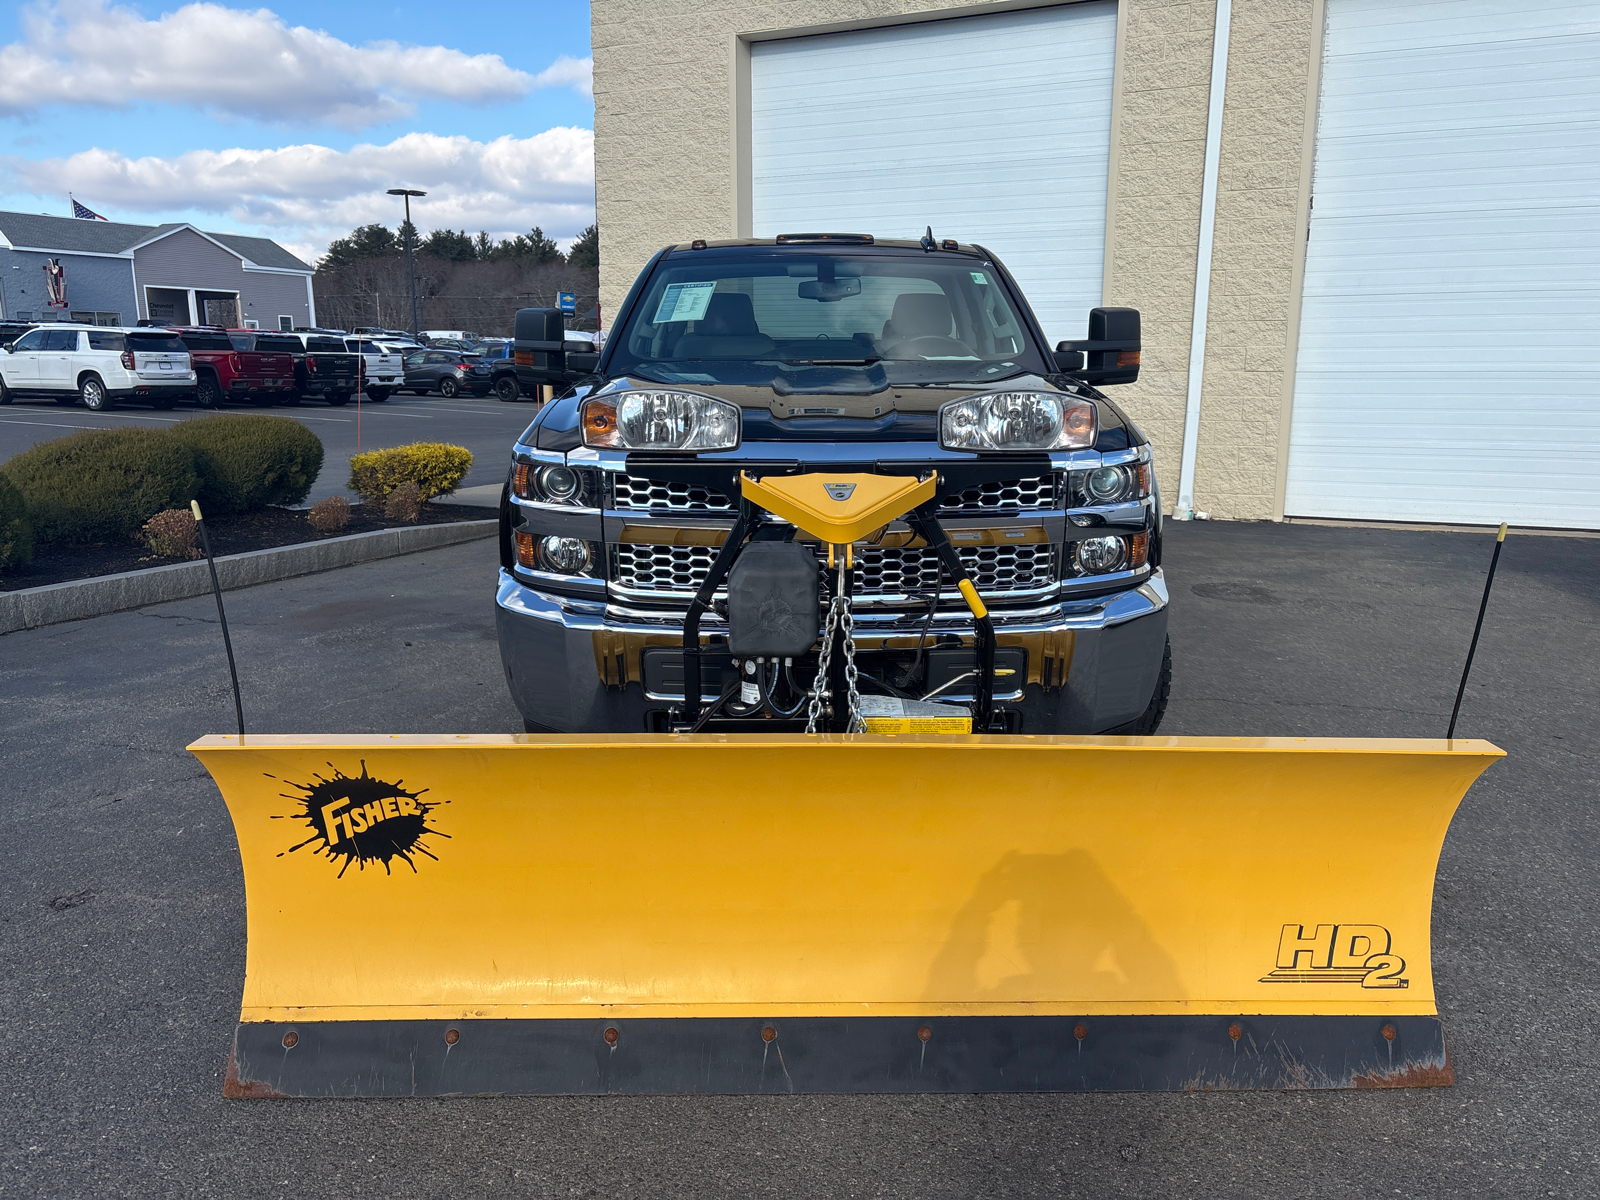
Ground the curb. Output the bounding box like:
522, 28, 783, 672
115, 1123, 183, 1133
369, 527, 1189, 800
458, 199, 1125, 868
0, 519, 497, 635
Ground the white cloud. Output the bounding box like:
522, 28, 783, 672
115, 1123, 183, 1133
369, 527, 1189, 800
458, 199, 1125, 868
0, 2, 590, 129
0, 129, 596, 261
533, 56, 594, 100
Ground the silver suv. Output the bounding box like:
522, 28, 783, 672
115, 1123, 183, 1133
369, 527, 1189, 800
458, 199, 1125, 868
0, 325, 195, 410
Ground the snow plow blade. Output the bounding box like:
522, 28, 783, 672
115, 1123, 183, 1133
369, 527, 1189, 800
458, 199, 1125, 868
191, 733, 1501, 1097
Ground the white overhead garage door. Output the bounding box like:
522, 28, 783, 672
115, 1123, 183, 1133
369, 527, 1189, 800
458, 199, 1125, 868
1286, 0, 1600, 529
749, 1, 1117, 346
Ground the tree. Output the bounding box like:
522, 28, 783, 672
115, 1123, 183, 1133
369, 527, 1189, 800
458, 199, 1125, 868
474, 231, 494, 260
319, 223, 398, 270
421, 228, 477, 262
566, 224, 599, 268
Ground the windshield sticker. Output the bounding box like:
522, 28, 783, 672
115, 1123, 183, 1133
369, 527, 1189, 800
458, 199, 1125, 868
970, 271, 989, 285
652, 281, 718, 324
650, 370, 718, 383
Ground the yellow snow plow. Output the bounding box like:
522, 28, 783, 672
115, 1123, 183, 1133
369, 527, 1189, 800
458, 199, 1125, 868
192, 469, 1502, 1096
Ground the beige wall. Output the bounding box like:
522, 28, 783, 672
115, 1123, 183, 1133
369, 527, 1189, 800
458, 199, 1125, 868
592, 0, 1322, 520
1190, 0, 1322, 519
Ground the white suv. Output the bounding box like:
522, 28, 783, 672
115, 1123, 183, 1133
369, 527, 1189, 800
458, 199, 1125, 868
0, 325, 195, 411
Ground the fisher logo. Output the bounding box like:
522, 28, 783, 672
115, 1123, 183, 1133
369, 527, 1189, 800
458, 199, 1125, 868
273, 761, 449, 877
1260, 923, 1408, 988
824, 482, 857, 502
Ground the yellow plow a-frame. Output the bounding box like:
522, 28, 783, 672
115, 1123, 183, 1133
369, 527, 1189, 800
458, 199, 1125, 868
194, 732, 1499, 1096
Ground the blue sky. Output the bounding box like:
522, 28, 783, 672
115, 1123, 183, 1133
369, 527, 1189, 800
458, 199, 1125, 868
0, 0, 595, 264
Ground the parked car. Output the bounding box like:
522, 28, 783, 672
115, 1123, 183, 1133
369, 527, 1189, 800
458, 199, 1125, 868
281, 332, 360, 405
168, 326, 295, 408
471, 338, 514, 361
421, 329, 479, 342
343, 336, 406, 401
401, 349, 492, 397
0, 324, 194, 411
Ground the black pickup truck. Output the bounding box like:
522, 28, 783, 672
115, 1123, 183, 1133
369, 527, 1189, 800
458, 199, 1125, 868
495, 235, 1167, 737
282, 331, 359, 406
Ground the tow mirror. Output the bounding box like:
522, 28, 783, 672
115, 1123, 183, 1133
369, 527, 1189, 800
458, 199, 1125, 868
1055, 307, 1141, 386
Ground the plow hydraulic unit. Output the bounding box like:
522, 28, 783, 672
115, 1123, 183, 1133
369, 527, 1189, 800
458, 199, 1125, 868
193, 466, 1501, 1097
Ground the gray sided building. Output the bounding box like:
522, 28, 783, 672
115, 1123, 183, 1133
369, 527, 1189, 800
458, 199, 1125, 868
0, 210, 314, 330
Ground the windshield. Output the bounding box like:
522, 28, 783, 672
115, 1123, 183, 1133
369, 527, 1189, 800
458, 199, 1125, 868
128, 333, 187, 353
608, 250, 1045, 388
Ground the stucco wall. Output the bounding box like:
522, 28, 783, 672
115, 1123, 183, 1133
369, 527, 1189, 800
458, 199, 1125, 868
239, 270, 313, 329
0, 249, 137, 323
592, 0, 1317, 518
1189, 0, 1321, 519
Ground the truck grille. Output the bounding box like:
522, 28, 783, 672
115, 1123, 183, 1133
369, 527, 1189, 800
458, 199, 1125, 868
610, 473, 1059, 514
612, 475, 734, 512
610, 543, 1056, 597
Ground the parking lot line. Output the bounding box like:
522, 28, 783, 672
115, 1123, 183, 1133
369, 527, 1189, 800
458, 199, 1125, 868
0, 414, 182, 430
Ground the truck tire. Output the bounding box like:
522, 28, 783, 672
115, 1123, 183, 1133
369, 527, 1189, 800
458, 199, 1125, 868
494, 376, 521, 403
275, 392, 301, 407
326, 393, 350, 407
1110, 636, 1171, 736
365, 388, 390, 403
196, 372, 222, 408
0, 376, 10, 404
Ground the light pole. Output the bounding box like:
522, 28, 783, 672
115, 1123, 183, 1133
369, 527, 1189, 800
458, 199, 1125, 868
386, 188, 426, 337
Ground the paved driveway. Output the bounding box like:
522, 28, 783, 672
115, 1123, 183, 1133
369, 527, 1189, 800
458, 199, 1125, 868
0, 521, 1595, 1198
0, 392, 537, 504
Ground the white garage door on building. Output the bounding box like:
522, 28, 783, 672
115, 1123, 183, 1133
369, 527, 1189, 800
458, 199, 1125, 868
748, 1, 1117, 347
1286, 0, 1600, 529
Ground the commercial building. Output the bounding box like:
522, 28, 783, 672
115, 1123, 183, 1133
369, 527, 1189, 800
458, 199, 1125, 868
593, 0, 1599, 529
0, 210, 316, 333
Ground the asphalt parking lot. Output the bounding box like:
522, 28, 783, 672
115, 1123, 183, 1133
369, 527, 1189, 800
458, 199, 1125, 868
1, 520, 1596, 1198
0, 392, 537, 504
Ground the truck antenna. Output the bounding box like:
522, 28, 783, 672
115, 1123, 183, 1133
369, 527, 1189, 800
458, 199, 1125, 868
920, 225, 937, 252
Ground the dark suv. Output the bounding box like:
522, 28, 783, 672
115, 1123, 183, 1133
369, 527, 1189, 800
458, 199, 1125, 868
495, 235, 1166, 736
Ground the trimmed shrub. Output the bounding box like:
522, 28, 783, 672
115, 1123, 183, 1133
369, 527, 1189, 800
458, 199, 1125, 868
170, 414, 323, 515
383, 480, 425, 523
3, 429, 201, 545
143, 508, 201, 560
306, 495, 351, 534
349, 442, 472, 504
0, 471, 32, 571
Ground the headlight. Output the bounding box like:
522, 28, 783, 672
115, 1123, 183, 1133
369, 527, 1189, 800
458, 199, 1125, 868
939, 391, 1095, 452
582, 390, 740, 451
1074, 536, 1127, 573
1071, 461, 1152, 506
538, 465, 581, 501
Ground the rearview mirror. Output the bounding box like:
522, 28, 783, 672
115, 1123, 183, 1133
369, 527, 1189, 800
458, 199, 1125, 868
1055, 307, 1141, 386
798, 278, 861, 302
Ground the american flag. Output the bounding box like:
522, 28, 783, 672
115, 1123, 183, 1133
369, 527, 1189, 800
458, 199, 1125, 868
70, 195, 108, 221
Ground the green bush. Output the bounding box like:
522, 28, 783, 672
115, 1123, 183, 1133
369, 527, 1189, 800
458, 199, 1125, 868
0, 471, 32, 571
171, 414, 323, 515
3, 429, 201, 545
348, 442, 472, 504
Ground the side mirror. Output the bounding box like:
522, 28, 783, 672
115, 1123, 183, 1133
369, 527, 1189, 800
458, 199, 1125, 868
513, 307, 566, 373
1055, 307, 1140, 386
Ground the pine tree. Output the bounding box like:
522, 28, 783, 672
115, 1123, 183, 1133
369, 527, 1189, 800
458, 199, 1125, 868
566, 224, 599, 268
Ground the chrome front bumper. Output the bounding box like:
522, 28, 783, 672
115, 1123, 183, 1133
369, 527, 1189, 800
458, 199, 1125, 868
496, 568, 1170, 734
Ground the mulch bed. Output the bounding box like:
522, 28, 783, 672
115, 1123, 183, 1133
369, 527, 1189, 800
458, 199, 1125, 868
1, 502, 492, 591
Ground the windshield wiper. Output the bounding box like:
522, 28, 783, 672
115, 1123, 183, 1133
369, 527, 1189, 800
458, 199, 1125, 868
777, 357, 881, 366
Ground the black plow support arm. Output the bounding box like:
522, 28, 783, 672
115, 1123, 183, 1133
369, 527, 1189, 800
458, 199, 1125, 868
681, 501, 754, 725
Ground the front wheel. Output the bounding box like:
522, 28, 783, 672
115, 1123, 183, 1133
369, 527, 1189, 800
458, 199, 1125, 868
0, 377, 10, 405
275, 392, 302, 407
1117, 636, 1171, 736
438, 376, 460, 398
493, 376, 521, 403
80, 375, 113, 411
196, 373, 222, 408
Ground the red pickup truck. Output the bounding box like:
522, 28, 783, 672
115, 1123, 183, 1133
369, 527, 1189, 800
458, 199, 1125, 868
168, 326, 296, 408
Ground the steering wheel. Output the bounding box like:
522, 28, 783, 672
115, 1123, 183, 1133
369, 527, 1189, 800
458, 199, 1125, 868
881, 335, 974, 359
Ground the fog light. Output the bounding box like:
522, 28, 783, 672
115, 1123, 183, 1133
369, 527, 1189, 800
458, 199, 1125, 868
1074, 535, 1127, 574
538, 535, 591, 574
538, 465, 580, 502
